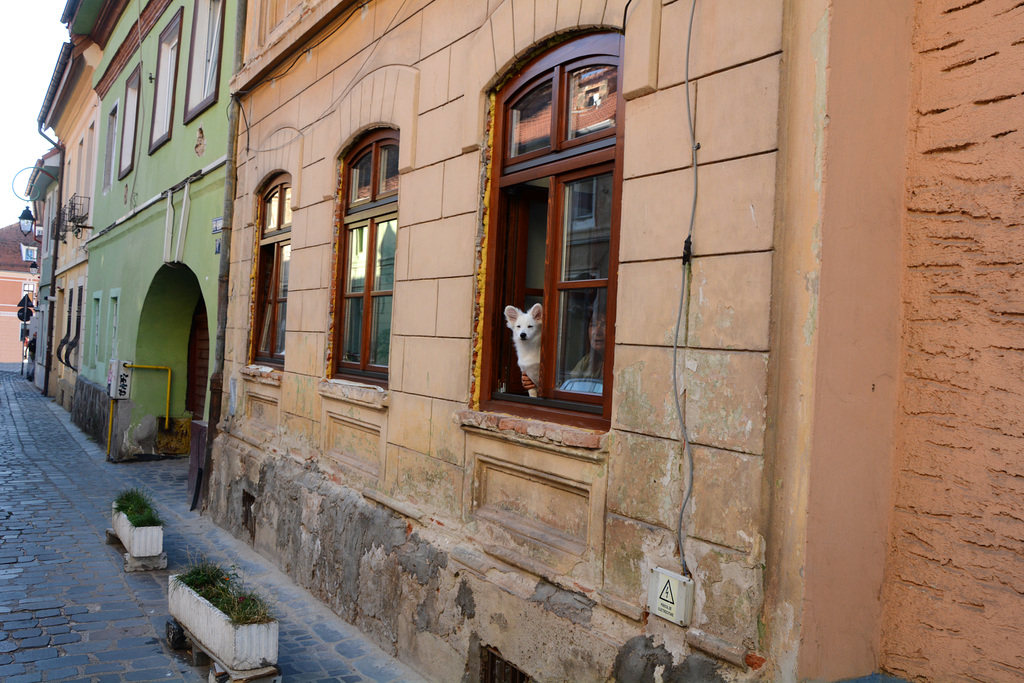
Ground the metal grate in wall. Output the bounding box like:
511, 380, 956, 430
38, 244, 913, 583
481, 647, 531, 683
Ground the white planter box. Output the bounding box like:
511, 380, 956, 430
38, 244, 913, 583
111, 504, 164, 558
168, 575, 279, 671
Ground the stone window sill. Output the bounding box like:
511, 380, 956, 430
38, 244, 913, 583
240, 364, 282, 387
457, 409, 608, 460
318, 378, 388, 410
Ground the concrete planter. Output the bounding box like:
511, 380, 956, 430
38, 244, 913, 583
109, 504, 166, 571
168, 575, 278, 671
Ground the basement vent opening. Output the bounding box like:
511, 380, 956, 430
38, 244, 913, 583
242, 491, 256, 544
481, 647, 531, 683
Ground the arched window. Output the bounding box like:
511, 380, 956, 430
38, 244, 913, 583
482, 33, 622, 427
253, 175, 292, 364
334, 129, 399, 382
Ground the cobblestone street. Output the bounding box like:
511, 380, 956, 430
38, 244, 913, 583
0, 369, 426, 683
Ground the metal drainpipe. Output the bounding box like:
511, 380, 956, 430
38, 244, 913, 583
194, 0, 247, 511
37, 126, 64, 399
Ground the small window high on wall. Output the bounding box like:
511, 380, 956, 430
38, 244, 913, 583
253, 176, 292, 365
150, 8, 183, 152
184, 0, 225, 122
333, 129, 399, 384
481, 33, 622, 428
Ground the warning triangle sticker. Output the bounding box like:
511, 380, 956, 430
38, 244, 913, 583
659, 579, 675, 605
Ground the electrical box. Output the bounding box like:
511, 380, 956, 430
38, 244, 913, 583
108, 359, 132, 400
648, 567, 695, 627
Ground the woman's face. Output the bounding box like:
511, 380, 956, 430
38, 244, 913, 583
590, 314, 606, 354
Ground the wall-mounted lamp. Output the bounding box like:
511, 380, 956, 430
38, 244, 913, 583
19, 207, 35, 236
29, 262, 39, 276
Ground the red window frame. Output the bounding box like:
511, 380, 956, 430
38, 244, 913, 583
333, 128, 400, 384
480, 32, 623, 430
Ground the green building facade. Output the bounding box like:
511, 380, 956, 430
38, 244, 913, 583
75, 0, 234, 459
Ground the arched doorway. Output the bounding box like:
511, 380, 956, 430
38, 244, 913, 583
130, 264, 209, 456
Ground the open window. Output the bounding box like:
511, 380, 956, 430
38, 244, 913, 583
253, 175, 292, 365
119, 67, 140, 179
333, 129, 399, 384
481, 33, 622, 428
150, 8, 183, 153
184, 0, 225, 122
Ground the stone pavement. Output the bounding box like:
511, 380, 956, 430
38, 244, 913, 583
0, 370, 428, 683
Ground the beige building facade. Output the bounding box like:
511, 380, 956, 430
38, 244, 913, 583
205, 0, 1024, 680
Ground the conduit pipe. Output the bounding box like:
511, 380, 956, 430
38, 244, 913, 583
195, 0, 247, 511
122, 363, 172, 430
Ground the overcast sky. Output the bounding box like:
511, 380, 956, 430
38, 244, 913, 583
0, 2, 72, 229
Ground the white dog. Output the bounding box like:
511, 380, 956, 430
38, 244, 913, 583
504, 303, 542, 397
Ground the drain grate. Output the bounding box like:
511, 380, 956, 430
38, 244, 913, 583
481, 646, 531, 683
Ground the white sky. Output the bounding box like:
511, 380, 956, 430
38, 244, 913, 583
0, 2, 73, 228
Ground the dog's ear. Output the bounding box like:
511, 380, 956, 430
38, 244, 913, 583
528, 303, 542, 324
504, 306, 519, 328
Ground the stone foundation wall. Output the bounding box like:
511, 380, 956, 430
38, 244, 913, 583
71, 377, 111, 452
207, 433, 739, 682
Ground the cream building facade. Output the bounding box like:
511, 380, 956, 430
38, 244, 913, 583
206, 0, 935, 681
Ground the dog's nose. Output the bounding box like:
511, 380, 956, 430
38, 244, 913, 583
519, 333, 527, 339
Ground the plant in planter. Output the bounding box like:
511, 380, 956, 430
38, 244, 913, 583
107, 488, 167, 571
168, 557, 278, 673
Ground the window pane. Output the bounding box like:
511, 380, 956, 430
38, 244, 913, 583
204, 0, 223, 95
561, 173, 612, 281
256, 251, 274, 354
374, 219, 397, 292
274, 301, 287, 355
283, 187, 292, 226
347, 226, 367, 293
567, 66, 617, 140
277, 243, 290, 298
264, 190, 279, 233
378, 144, 399, 195
350, 152, 372, 204
343, 298, 363, 362
369, 295, 391, 366
556, 288, 606, 394
509, 81, 552, 157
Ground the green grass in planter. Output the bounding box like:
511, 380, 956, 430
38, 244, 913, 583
176, 557, 274, 625
114, 488, 164, 527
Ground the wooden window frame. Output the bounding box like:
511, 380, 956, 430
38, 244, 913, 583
183, 0, 226, 123
149, 8, 183, 154
118, 67, 140, 180
480, 32, 623, 430
252, 176, 292, 365
333, 128, 400, 385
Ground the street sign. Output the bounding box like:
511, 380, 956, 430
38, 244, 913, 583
17, 294, 33, 322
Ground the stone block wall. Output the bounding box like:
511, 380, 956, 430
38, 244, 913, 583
211, 0, 784, 679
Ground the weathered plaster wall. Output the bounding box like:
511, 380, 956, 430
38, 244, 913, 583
215, 0, 786, 679
881, 1, 1024, 679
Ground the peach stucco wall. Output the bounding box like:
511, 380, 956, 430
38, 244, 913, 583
881, 1, 1024, 680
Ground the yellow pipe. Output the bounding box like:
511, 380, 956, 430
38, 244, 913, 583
107, 398, 114, 456
122, 364, 172, 430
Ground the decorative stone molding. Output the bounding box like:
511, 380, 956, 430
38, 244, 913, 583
457, 408, 608, 458
323, 65, 420, 174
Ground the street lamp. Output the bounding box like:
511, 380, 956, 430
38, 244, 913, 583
19, 207, 35, 236
29, 262, 38, 275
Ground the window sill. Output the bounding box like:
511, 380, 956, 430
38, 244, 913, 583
457, 408, 608, 459
318, 377, 388, 410
240, 364, 282, 387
